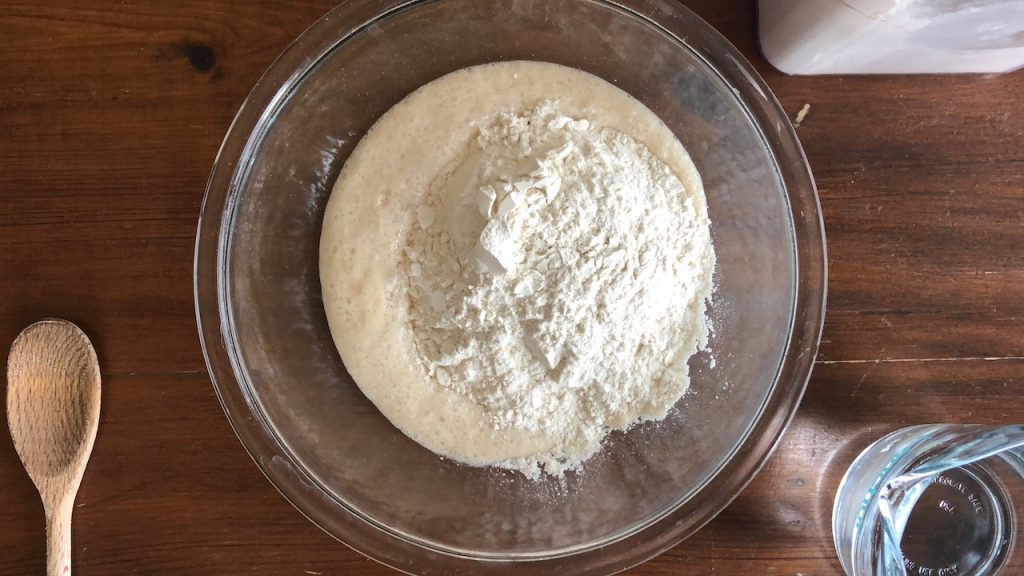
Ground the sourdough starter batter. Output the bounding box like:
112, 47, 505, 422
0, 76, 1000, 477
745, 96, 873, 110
320, 61, 715, 476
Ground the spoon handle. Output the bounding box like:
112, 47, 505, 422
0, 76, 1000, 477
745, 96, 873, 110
45, 498, 73, 576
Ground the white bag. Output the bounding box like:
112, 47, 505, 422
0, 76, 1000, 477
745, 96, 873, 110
759, 0, 1024, 74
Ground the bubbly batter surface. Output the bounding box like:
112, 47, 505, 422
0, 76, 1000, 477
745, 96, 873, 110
320, 61, 713, 473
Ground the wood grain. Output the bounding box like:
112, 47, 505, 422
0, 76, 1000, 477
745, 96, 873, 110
3, 362, 1021, 575
1, 0, 1023, 574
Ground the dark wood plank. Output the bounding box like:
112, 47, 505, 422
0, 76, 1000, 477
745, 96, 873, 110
2, 0, 1023, 574
2, 0, 1021, 374
2, 360, 1021, 575
0, 372, 378, 576
0, 0, 340, 374
784, 74, 1024, 363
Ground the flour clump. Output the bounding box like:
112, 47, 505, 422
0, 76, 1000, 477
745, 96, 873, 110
404, 103, 715, 477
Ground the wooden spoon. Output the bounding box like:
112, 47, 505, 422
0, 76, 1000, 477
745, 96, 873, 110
7, 319, 101, 576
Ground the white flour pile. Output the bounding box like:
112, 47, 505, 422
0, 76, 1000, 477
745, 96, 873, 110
403, 104, 715, 477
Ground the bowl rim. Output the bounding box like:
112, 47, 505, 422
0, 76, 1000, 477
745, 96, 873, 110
194, 0, 827, 574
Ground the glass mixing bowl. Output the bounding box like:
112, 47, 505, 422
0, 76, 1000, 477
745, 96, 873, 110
194, 0, 826, 574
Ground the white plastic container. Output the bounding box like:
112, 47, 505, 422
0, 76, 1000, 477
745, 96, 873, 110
759, 0, 1024, 75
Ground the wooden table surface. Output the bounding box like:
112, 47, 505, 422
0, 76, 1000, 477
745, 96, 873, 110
2, 1, 1022, 574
